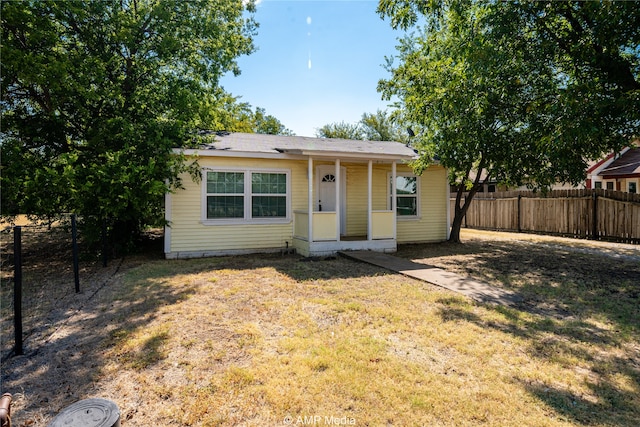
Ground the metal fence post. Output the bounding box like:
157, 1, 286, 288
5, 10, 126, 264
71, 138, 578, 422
102, 218, 108, 268
13, 226, 23, 356
72, 214, 80, 293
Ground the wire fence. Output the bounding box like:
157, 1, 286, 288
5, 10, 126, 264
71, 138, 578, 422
1, 215, 113, 361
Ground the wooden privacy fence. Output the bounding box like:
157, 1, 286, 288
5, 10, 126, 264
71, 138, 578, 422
451, 189, 640, 243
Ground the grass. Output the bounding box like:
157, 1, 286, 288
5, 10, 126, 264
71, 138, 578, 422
1, 229, 639, 426
95, 248, 640, 425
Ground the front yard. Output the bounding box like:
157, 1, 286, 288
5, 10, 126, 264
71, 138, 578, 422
1, 229, 639, 426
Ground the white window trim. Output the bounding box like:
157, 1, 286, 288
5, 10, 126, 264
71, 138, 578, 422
201, 167, 291, 225
387, 172, 421, 220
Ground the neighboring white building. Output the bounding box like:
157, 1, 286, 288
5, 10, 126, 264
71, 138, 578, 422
587, 141, 640, 194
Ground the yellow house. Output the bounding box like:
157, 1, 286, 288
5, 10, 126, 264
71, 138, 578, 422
165, 132, 450, 258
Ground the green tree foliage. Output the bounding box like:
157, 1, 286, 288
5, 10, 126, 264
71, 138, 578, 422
361, 110, 408, 143
1, 0, 257, 248
316, 121, 364, 140
316, 110, 407, 142
377, 0, 640, 242
250, 106, 295, 135
221, 103, 295, 135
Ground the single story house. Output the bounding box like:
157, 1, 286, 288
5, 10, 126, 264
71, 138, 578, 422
587, 142, 640, 193
164, 132, 450, 258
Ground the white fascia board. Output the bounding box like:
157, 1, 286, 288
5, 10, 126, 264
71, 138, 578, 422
175, 148, 416, 162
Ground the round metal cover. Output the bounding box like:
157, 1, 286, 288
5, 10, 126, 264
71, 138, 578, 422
47, 398, 120, 427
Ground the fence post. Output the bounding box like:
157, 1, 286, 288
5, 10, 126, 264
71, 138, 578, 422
463, 195, 468, 228
591, 192, 598, 240
102, 218, 108, 268
13, 226, 23, 356
72, 214, 80, 293
517, 194, 522, 233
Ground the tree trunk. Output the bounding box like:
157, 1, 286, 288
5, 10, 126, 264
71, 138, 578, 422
449, 209, 465, 243
449, 185, 480, 243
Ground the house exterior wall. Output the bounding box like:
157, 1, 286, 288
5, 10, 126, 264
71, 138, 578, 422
166, 156, 308, 258
592, 177, 640, 193
340, 163, 448, 242
166, 156, 449, 258
396, 165, 449, 243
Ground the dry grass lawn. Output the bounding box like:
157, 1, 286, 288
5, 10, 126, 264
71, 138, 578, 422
1, 227, 639, 426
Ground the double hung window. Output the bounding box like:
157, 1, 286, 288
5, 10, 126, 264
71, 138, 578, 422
389, 174, 419, 218
206, 172, 245, 219
205, 169, 289, 223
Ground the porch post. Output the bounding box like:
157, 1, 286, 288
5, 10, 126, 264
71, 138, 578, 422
392, 161, 397, 240
335, 158, 341, 241
368, 160, 372, 241
308, 157, 313, 242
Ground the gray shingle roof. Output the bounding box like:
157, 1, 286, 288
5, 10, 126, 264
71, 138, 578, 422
196, 132, 417, 159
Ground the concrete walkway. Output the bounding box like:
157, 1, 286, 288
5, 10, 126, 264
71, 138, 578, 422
339, 250, 523, 306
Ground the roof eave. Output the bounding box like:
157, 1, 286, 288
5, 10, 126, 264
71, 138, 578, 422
176, 148, 417, 162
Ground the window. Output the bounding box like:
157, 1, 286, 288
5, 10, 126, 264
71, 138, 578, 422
206, 172, 244, 218
204, 169, 289, 222
629, 182, 637, 194
389, 174, 419, 217
606, 181, 614, 190
251, 172, 287, 218
594, 181, 602, 189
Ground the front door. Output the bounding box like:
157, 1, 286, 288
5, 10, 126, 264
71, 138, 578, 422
317, 165, 346, 234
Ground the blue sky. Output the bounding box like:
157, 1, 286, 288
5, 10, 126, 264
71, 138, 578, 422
220, 0, 403, 137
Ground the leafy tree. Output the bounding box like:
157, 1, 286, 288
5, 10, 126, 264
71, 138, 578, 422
361, 110, 408, 143
226, 104, 295, 135
197, 92, 293, 135
251, 107, 295, 135
316, 121, 364, 140
377, 0, 640, 242
1, 0, 257, 249
316, 110, 407, 142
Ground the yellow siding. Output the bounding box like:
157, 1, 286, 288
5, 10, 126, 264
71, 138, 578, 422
397, 164, 449, 243
372, 164, 391, 211
341, 163, 392, 236
167, 156, 448, 256
293, 211, 309, 239
168, 157, 308, 255
345, 165, 368, 236
372, 211, 394, 239
313, 212, 337, 240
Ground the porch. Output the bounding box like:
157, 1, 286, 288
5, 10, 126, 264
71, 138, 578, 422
291, 157, 402, 257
